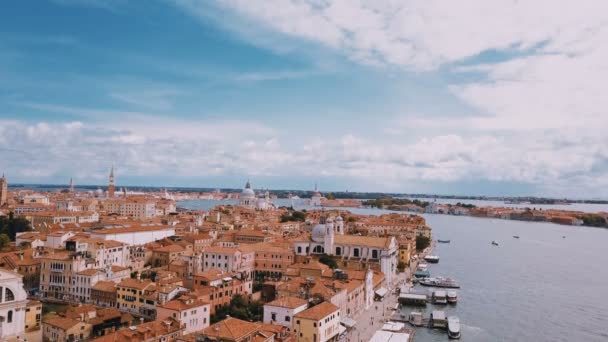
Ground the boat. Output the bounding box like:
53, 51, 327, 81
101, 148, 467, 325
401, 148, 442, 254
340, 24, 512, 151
430, 310, 447, 329
399, 293, 428, 306
417, 263, 428, 271
413, 270, 430, 278
424, 255, 440, 263
437, 239, 451, 243
491, 241, 499, 246
431, 290, 447, 304
408, 311, 424, 326
563, 236, 566, 238
447, 291, 458, 304
419, 277, 460, 289
513, 235, 520, 239
447, 316, 461, 339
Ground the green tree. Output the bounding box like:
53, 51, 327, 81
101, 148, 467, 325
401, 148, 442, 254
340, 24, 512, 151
416, 235, 431, 252
0, 212, 32, 240
318, 254, 338, 269
0, 233, 11, 249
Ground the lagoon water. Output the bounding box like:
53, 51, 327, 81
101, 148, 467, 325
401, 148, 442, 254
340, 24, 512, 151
178, 200, 608, 341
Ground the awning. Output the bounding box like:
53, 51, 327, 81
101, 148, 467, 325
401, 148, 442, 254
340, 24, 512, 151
375, 287, 388, 298
340, 317, 357, 329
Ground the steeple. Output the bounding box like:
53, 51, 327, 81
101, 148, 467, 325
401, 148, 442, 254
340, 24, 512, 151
108, 165, 115, 198
69, 177, 74, 193
245, 178, 251, 189
0, 173, 7, 206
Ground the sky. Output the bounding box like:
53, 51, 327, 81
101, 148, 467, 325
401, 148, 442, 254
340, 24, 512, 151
1, 0, 608, 198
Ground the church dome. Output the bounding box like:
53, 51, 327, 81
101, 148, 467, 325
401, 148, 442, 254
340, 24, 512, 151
336, 215, 343, 221
241, 180, 255, 198
311, 223, 327, 243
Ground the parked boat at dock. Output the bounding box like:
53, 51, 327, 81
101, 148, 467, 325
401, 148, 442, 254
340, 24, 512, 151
447, 316, 461, 339
432, 290, 447, 304
419, 277, 460, 289
447, 291, 458, 304
408, 311, 424, 326
424, 255, 440, 263
413, 270, 430, 278
430, 310, 448, 329
417, 263, 428, 271
437, 239, 451, 243
399, 293, 428, 306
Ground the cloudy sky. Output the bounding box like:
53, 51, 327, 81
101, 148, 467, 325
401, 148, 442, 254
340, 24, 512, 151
1, 0, 607, 197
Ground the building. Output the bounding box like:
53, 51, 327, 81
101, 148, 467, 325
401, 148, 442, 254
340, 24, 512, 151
191, 269, 252, 314
104, 197, 157, 219
90, 317, 184, 342
263, 296, 308, 330
202, 246, 254, 281
0, 174, 7, 206
238, 180, 273, 210
65, 237, 130, 268
25, 300, 42, 331
89, 224, 176, 245
156, 295, 210, 334
0, 269, 29, 339
199, 317, 267, 342
39, 252, 89, 301
116, 278, 156, 316
293, 301, 340, 342
310, 184, 322, 207
252, 243, 295, 278
43, 315, 92, 342
152, 244, 186, 267
293, 215, 398, 285
91, 281, 118, 308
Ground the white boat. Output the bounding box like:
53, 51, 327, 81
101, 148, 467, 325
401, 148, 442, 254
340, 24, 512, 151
408, 311, 424, 326
447, 316, 461, 339
417, 262, 428, 271
447, 291, 458, 304
424, 255, 440, 263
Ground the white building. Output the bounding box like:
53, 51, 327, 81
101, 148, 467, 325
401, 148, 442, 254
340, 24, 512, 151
293, 215, 398, 285
156, 296, 210, 334
263, 296, 308, 330
0, 269, 29, 339
104, 197, 156, 218
310, 184, 322, 206
89, 224, 176, 245
202, 246, 254, 281
238, 180, 273, 210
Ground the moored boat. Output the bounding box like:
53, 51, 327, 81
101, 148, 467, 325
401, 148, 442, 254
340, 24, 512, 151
430, 310, 447, 329
447, 316, 461, 339
419, 277, 460, 289
408, 311, 424, 326
414, 270, 430, 278
417, 263, 428, 271
431, 290, 447, 304
491, 241, 499, 246
424, 255, 440, 263
447, 291, 458, 304
437, 239, 451, 243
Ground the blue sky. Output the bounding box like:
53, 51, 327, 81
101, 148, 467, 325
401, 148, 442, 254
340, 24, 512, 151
1, 0, 607, 198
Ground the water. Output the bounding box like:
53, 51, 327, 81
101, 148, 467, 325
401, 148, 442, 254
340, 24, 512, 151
178, 200, 608, 341
413, 197, 608, 213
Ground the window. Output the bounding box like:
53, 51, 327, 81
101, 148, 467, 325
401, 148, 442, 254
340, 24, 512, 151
285, 316, 290, 322
335, 247, 342, 256
7, 310, 12, 323
353, 248, 360, 257
372, 250, 378, 259
271, 313, 276, 321
297, 247, 302, 254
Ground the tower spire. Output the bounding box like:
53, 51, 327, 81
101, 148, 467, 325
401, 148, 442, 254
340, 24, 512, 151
108, 165, 115, 198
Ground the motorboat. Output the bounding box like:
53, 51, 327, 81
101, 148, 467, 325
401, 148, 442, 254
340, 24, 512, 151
430, 310, 447, 329
419, 277, 460, 289
413, 270, 430, 278
408, 311, 424, 326
417, 263, 428, 271
424, 255, 440, 263
437, 239, 451, 243
491, 241, 499, 246
447, 316, 461, 339
447, 291, 458, 304
513, 235, 520, 239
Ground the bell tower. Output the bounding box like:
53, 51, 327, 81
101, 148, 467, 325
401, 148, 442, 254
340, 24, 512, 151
108, 166, 115, 198
0, 173, 7, 206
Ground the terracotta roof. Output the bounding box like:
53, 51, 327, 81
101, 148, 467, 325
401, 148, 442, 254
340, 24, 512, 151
294, 301, 339, 320
265, 296, 308, 309
118, 278, 154, 290
334, 234, 392, 249
203, 317, 260, 340
158, 297, 209, 311
43, 316, 82, 330
154, 244, 185, 253
92, 281, 117, 293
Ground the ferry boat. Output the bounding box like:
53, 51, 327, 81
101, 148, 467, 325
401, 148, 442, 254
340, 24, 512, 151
408, 311, 424, 326
437, 239, 451, 243
424, 255, 440, 263
491, 241, 499, 246
419, 277, 460, 289
431, 290, 447, 304
447, 316, 461, 339
447, 291, 458, 304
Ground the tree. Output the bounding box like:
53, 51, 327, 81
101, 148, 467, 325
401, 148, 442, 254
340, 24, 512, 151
0, 212, 32, 241
0, 234, 10, 249
318, 254, 338, 269
416, 235, 431, 252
